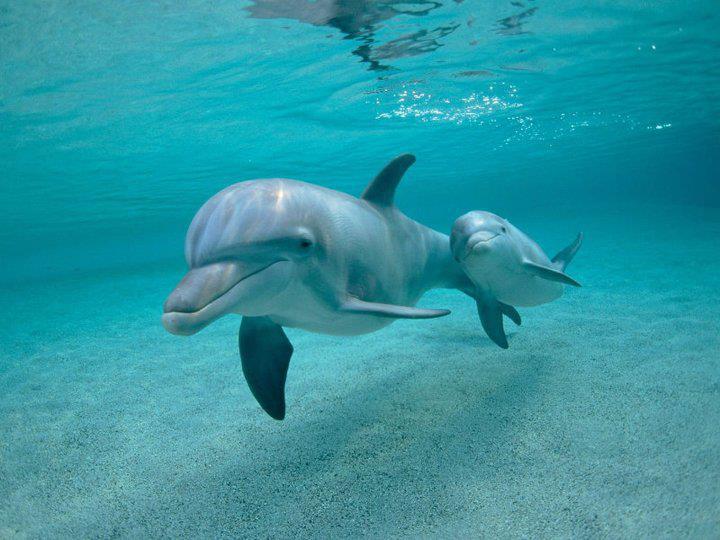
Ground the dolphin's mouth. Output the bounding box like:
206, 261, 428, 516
165, 261, 282, 314
462, 233, 499, 259
162, 260, 285, 335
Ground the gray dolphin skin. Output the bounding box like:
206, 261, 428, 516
162, 155, 475, 419
450, 211, 582, 349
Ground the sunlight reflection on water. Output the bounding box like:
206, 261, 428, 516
373, 82, 521, 123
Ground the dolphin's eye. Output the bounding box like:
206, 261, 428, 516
299, 239, 313, 249
501, 226, 507, 233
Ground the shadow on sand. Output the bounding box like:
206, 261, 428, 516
137, 331, 552, 535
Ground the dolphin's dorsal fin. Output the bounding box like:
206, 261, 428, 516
361, 154, 416, 206
551, 232, 583, 271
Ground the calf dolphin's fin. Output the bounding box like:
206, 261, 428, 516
341, 297, 450, 319
522, 260, 581, 287
361, 154, 416, 207
476, 296, 521, 349
551, 232, 583, 271
239, 316, 293, 420
477, 297, 509, 349
499, 302, 522, 326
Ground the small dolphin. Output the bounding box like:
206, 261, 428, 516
163, 155, 473, 419
450, 211, 583, 349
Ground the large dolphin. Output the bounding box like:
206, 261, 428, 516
162, 155, 475, 419
450, 210, 582, 349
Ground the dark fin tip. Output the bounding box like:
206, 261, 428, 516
360, 153, 417, 206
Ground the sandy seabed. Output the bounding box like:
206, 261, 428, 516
1, 205, 719, 538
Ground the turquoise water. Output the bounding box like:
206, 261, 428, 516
2, 1, 719, 537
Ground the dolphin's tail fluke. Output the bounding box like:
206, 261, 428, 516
551, 232, 583, 271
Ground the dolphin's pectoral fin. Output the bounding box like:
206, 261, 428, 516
551, 232, 583, 271
239, 316, 293, 420
522, 260, 581, 287
499, 302, 521, 326
361, 154, 416, 207
340, 297, 450, 319
477, 297, 509, 349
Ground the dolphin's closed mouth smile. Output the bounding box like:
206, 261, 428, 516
165, 260, 284, 314
162, 260, 285, 335
463, 233, 499, 258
